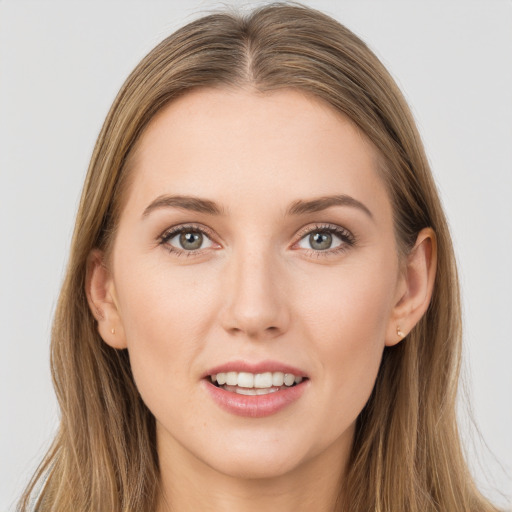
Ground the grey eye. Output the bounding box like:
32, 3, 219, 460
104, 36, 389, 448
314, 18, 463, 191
309, 232, 332, 250
298, 230, 343, 251
180, 231, 203, 250
167, 230, 214, 251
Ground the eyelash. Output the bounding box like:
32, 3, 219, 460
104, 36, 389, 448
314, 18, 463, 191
158, 223, 356, 258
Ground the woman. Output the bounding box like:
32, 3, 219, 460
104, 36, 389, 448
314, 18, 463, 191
17, 3, 502, 511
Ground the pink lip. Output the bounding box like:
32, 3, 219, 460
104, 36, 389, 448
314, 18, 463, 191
203, 379, 308, 418
201, 359, 309, 418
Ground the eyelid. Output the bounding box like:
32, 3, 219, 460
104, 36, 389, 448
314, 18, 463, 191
159, 223, 217, 241
294, 223, 355, 243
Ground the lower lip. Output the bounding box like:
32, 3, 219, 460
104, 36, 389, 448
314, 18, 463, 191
203, 379, 308, 418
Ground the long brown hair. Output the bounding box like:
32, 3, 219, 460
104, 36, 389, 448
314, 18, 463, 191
19, 3, 500, 511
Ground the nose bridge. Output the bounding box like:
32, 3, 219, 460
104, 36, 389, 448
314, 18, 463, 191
220, 237, 289, 338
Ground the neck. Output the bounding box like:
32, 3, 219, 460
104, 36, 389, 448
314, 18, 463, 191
156, 427, 352, 512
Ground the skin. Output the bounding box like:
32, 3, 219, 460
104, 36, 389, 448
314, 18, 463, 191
87, 88, 436, 512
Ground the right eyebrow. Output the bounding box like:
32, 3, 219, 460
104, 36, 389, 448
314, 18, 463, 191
286, 194, 374, 220
142, 194, 225, 218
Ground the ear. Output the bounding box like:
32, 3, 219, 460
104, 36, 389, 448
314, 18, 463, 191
85, 249, 127, 349
385, 227, 437, 346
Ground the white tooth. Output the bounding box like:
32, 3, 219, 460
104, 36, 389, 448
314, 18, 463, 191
216, 373, 226, 385
294, 376, 303, 384
235, 387, 258, 395
211, 374, 217, 382
237, 372, 254, 388
283, 373, 295, 386
226, 372, 238, 386
254, 372, 273, 388
255, 387, 280, 395
272, 372, 284, 386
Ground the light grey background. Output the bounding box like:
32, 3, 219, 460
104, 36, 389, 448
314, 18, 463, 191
1, 1, 511, 510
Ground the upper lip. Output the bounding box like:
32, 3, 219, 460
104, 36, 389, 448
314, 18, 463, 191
203, 360, 308, 379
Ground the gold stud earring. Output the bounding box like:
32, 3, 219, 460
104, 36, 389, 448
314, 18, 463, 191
397, 326, 404, 338
111, 327, 116, 335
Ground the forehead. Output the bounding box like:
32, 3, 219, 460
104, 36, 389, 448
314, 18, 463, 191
123, 87, 390, 220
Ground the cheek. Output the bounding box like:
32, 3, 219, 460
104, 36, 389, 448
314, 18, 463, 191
294, 256, 396, 427
297, 255, 396, 350
113, 258, 217, 402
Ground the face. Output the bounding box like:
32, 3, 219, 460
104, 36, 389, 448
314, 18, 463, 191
102, 88, 405, 480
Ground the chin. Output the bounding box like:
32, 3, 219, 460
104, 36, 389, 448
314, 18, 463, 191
194, 428, 320, 481
206, 450, 304, 481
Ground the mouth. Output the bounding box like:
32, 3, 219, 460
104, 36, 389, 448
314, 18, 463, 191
202, 361, 309, 417
209, 371, 306, 396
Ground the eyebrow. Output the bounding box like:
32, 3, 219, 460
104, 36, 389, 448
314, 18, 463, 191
142, 193, 373, 219
286, 194, 373, 219
142, 195, 225, 217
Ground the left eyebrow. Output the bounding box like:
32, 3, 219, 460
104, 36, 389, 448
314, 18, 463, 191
142, 194, 226, 217
286, 194, 374, 220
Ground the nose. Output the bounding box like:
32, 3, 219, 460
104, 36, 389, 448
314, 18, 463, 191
219, 244, 290, 340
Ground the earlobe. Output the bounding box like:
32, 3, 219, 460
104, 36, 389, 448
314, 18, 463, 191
85, 249, 127, 349
385, 227, 437, 346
